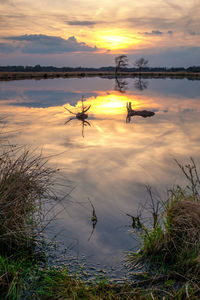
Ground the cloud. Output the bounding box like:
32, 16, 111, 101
66, 20, 98, 26
188, 31, 200, 36
127, 17, 176, 30
0, 42, 15, 53
165, 0, 182, 11
0, 0, 12, 4
4, 34, 98, 54
139, 30, 173, 35
143, 30, 163, 35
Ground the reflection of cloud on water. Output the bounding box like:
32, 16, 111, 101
142, 78, 200, 99
0, 90, 18, 100
1, 80, 200, 266
0, 90, 97, 108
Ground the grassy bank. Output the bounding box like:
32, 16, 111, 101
0, 149, 199, 299
127, 158, 200, 299
1, 71, 200, 81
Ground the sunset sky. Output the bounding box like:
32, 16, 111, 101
0, 0, 200, 67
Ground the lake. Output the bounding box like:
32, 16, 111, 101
0, 76, 200, 277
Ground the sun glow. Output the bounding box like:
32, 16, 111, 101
92, 30, 140, 50
98, 35, 133, 50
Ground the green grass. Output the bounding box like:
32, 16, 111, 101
0, 251, 37, 299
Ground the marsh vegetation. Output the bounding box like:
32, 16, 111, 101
0, 147, 199, 299
126, 159, 200, 298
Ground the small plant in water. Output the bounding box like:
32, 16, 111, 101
88, 198, 98, 241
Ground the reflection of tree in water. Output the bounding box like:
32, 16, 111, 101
114, 55, 129, 93
126, 102, 155, 123
115, 77, 128, 93
133, 77, 149, 91
64, 96, 91, 138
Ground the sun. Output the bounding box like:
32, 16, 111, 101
98, 35, 133, 50
93, 30, 140, 51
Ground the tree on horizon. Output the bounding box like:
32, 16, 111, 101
115, 55, 128, 76
134, 57, 149, 71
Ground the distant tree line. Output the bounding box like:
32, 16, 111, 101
114, 55, 200, 74
0, 64, 200, 73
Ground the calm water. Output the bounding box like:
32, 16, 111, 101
0, 77, 200, 274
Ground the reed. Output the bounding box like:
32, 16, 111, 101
0, 147, 58, 253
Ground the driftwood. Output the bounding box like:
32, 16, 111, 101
126, 102, 155, 123
64, 96, 91, 137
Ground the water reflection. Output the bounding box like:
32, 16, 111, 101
114, 76, 148, 93
0, 77, 200, 271
133, 78, 149, 91
115, 77, 128, 93
65, 96, 91, 137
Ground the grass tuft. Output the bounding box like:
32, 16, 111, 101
127, 158, 200, 297
0, 147, 59, 253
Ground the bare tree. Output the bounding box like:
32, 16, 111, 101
134, 57, 149, 71
115, 55, 128, 76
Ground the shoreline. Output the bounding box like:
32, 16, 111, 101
1, 71, 200, 81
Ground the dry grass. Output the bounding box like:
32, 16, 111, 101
1, 71, 200, 81
0, 147, 59, 252
126, 160, 200, 299
167, 200, 200, 246
127, 159, 200, 286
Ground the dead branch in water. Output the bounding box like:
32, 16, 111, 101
126, 102, 155, 123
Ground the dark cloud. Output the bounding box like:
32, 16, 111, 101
183, 108, 195, 113
140, 30, 173, 35
144, 30, 163, 35
188, 31, 200, 36
189, 31, 196, 35
66, 20, 97, 26
3, 34, 98, 54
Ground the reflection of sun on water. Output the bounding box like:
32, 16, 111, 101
65, 93, 141, 116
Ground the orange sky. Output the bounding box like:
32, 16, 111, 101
0, 0, 200, 66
